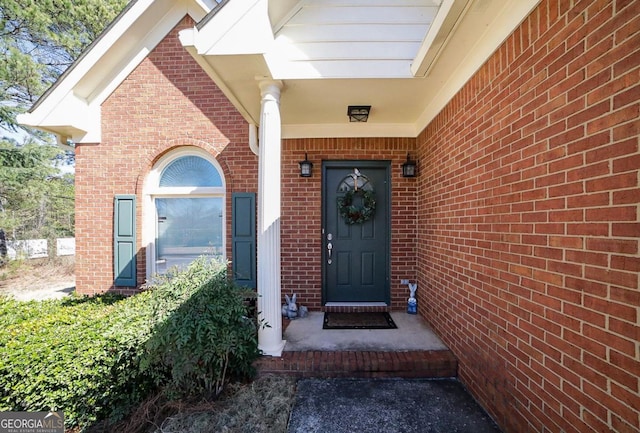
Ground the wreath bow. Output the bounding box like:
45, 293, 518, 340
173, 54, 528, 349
337, 189, 376, 225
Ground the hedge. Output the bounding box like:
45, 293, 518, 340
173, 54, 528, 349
0, 257, 260, 430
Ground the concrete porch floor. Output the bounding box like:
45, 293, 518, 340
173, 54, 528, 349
283, 312, 448, 351
255, 312, 458, 378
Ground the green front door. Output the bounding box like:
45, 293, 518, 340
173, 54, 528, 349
322, 161, 390, 304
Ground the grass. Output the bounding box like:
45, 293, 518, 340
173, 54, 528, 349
100, 375, 297, 433
158, 375, 296, 433
0, 256, 74, 287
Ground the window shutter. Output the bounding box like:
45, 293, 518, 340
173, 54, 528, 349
114, 195, 137, 287
232, 193, 256, 288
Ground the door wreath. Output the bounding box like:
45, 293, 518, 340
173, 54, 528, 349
337, 189, 376, 225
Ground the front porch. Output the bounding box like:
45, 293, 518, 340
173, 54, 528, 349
255, 312, 457, 379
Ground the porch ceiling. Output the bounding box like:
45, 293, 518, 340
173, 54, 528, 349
182, 0, 540, 138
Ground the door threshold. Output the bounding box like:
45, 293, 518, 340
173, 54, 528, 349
325, 302, 388, 307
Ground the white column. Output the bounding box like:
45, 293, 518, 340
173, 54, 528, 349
257, 80, 286, 356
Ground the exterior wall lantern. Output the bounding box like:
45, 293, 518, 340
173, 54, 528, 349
402, 153, 417, 178
347, 105, 371, 122
299, 153, 313, 177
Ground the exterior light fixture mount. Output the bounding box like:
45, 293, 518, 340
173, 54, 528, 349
402, 153, 417, 178
347, 105, 371, 122
299, 153, 313, 177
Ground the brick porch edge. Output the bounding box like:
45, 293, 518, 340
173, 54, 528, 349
254, 350, 458, 379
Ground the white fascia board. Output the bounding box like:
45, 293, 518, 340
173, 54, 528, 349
90, 2, 206, 104
282, 123, 417, 139
21, 0, 156, 129
411, 0, 471, 77
195, 0, 274, 55
415, 0, 540, 132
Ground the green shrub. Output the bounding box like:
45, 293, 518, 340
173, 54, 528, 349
0, 257, 260, 430
0, 293, 154, 427
141, 257, 260, 398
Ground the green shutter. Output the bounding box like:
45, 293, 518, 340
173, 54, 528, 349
114, 195, 137, 287
232, 193, 256, 288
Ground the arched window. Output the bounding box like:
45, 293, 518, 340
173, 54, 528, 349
145, 149, 225, 275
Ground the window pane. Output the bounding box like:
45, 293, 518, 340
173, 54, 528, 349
159, 156, 222, 187
156, 197, 223, 273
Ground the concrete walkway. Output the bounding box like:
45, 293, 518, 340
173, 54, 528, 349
282, 312, 500, 432
287, 377, 501, 433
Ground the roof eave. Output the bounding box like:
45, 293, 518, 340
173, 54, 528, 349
18, 0, 212, 143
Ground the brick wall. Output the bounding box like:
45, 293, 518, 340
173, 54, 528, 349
282, 138, 417, 310
75, 16, 254, 294
416, 1, 639, 432
74, 14, 418, 310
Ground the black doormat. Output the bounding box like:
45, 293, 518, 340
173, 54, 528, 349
323, 312, 397, 330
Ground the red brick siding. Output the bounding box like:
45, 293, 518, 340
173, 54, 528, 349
416, 1, 639, 432
75, 16, 254, 294
75, 15, 417, 310
281, 138, 417, 310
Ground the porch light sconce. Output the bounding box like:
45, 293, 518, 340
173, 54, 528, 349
299, 153, 313, 177
402, 153, 417, 178
347, 105, 371, 122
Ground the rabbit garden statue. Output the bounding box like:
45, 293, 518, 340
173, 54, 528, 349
407, 283, 417, 315
282, 293, 298, 319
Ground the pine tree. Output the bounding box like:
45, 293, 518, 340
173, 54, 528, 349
0, 0, 127, 261
1, 0, 128, 132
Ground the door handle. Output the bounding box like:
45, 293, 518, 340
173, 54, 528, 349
327, 242, 333, 264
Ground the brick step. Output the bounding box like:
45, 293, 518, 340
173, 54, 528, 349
254, 350, 457, 379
